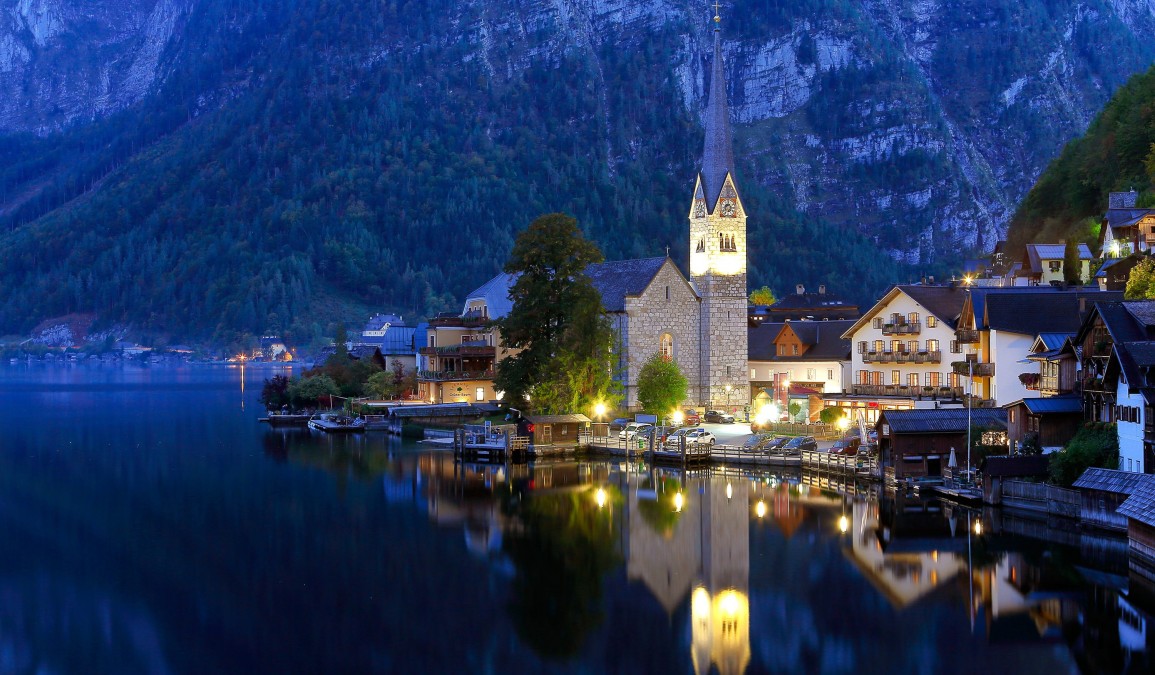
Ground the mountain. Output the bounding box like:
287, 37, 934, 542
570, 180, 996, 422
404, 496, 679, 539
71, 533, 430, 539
2, 0, 1155, 344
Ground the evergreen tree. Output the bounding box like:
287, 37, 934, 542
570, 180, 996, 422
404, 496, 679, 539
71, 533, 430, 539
495, 213, 619, 413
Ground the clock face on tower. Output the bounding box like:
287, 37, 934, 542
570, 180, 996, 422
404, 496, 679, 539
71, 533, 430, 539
720, 199, 736, 217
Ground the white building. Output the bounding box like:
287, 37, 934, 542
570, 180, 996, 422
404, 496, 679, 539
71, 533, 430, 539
748, 319, 852, 422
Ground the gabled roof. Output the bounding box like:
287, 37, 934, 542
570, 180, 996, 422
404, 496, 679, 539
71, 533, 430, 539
841, 285, 967, 339
699, 18, 735, 208
769, 289, 857, 311
1117, 475, 1155, 527
1011, 396, 1083, 415
525, 414, 591, 424
1024, 243, 1092, 266
878, 408, 1006, 434
979, 289, 1120, 336
1109, 191, 1139, 209
1073, 467, 1149, 495
586, 257, 688, 312
465, 273, 518, 320
1073, 301, 1155, 348
748, 320, 854, 362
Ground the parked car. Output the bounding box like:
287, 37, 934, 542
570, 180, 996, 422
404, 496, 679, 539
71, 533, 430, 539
682, 409, 702, 426
609, 417, 631, 431
830, 437, 861, 456
619, 422, 653, 441
761, 437, 790, 454
683, 428, 716, 446
704, 410, 735, 424
781, 436, 818, 454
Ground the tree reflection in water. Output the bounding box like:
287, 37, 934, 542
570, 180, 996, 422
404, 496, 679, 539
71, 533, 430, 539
501, 488, 621, 659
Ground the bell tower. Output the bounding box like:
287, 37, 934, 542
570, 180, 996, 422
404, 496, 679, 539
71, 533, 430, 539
690, 9, 748, 409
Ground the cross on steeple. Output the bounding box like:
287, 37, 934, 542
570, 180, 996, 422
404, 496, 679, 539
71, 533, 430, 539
713, 1, 721, 19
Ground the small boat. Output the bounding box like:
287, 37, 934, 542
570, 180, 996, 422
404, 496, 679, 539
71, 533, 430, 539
307, 413, 367, 433
259, 412, 311, 427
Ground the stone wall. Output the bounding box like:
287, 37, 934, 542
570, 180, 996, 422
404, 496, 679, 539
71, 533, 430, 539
621, 260, 702, 409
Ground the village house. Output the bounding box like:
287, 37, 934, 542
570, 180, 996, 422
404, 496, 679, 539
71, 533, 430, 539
355, 313, 417, 373
1116, 474, 1155, 583
1013, 243, 1093, 286
1101, 190, 1155, 257
1003, 396, 1083, 455
750, 284, 859, 323
833, 284, 968, 424
416, 276, 508, 405
954, 287, 1117, 407
1074, 300, 1155, 472
1072, 468, 1150, 532
875, 408, 1007, 480
747, 319, 852, 422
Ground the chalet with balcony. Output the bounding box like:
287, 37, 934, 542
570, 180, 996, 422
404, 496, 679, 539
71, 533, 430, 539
747, 319, 853, 421
835, 285, 968, 423
416, 275, 511, 404
1013, 243, 1093, 286
954, 287, 1117, 408
1024, 333, 1078, 397
1075, 301, 1155, 422
355, 313, 417, 373
1003, 396, 1083, 455
1102, 190, 1155, 257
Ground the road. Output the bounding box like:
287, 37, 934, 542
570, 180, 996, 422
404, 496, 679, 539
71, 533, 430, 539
697, 422, 837, 450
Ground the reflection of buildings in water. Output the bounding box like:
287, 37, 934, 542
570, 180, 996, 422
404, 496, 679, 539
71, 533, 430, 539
973, 552, 1077, 643
845, 495, 967, 609
620, 472, 750, 675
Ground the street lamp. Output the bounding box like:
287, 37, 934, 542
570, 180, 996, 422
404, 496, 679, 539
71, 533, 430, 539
725, 384, 733, 413
595, 487, 607, 508
594, 402, 606, 419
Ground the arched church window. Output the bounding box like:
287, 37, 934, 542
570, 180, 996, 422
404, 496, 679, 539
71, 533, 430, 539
696, 238, 705, 253
659, 333, 674, 361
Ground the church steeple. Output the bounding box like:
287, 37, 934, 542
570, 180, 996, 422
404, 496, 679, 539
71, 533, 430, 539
699, 10, 735, 209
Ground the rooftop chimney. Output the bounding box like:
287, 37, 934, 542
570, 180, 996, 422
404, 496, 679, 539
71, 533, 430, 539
796, 284, 805, 295
1079, 297, 1086, 314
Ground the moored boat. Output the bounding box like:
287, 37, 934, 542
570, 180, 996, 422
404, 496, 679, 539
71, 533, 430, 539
259, 412, 311, 427
307, 413, 367, 433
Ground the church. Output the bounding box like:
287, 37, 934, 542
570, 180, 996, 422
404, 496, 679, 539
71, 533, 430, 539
420, 13, 749, 411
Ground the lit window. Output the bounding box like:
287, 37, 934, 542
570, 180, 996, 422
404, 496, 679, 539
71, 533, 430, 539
927, 316, 937, 328
659, 333, 674, 361
476, 387, 485, 401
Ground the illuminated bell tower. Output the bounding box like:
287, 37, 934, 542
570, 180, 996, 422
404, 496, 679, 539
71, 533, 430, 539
690, 9, 748, 408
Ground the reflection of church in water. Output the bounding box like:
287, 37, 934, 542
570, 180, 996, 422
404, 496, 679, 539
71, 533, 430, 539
619, 470, 752, 675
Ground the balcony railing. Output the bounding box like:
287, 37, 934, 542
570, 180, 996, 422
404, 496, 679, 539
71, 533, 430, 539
882, 321, 921, 335
850, 384, 963, 400
429, 314, 490, 328
417, 369, 495, 382
956, 329, 980, 344
418, 344, 495, 357
952, 360, 994, 377
863, 350, 941, 364
965, 396, 998, 409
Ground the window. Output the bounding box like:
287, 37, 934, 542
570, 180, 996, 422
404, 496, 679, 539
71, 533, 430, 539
665, 285, 670, 301
950, 372, 961, 388
907, 312, 919, 324
874, 318, 883, 329
859, 371, 870, 385
892, 370, 901, 384
872, 371, 883, 386
925, 372, 941, 387
873, 340, 884, 353
927, 316, 937, 328
475, 387, 485, 401
428, 334, 436, 348
1009, 409, 1015, 423
696, 238, 705, 253
807, 368, 815, 380
1049, 261, 1062, 272
926, 339, 940, 353
890, 340, 901, 353
908, 373, 919, 387
859, 341, 867, 354
659, 333, 673, 361
792, 344, 799, 355
828, 369, 834, 381
950, 340, 960, 354
909, 340, 919, 353
779, 344, 787, 355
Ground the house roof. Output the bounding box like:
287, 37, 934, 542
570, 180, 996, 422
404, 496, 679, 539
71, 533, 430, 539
981, 454, 1050, 477
1073, 467, 1149, 495
525, 414, 591, 424
841, 285, 967, 339
769, 289, 857, 312
878, 408, 1006, 434
1011, 396, 1083, 415
1021, 243, 1093, 273
1109, 191, 1139, 209
748, 320, 854, 362
979, 289, 1120, 336
1116, 475, 1155, 527
585, 257, 680, 312
465, 273, 518, 320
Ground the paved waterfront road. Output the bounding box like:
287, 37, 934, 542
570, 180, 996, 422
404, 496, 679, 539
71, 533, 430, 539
698, 422, 837, 450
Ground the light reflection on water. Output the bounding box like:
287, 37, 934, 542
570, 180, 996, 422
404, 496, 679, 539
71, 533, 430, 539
0, 363, 1150, 673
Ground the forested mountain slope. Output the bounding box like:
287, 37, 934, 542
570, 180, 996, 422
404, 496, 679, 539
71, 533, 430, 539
2, 0, 1154, 343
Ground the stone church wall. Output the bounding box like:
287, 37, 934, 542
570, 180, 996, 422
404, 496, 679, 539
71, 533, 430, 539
621, 261, 703, 409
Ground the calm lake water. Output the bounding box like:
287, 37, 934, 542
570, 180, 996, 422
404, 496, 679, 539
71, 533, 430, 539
0, 363, 1150, 674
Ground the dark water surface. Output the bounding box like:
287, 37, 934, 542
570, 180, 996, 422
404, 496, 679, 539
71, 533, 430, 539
0, 364, 1150, 674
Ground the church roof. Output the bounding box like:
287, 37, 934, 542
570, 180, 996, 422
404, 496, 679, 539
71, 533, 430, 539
585, 257, 677, 312
699, 16, 735, 208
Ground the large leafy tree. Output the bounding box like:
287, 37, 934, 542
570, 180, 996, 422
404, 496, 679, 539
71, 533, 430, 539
636, 353, 688, 417
495, 213, 619, 414
1125, 257, 1155, 299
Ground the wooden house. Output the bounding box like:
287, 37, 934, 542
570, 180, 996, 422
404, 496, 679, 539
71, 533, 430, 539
1003, 395, 1083, 454
876, 408, 1007, 480
524, 414, 591, 447
1118, 475, 1155, 583
1071, 468, 1149, 532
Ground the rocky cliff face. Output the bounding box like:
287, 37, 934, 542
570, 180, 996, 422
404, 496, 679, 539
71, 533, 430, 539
2, 0, 1155, 338
0, 0, 191, 133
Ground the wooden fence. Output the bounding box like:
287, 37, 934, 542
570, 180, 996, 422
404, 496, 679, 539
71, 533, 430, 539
757, 422, 840, 440
999, 479, 1080, 518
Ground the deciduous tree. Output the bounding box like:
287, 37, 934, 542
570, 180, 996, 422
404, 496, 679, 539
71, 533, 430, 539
496, 213, 620, 414
748, 286, 777, 306
636, 353, 688, 417
1126, 257, 1155, 299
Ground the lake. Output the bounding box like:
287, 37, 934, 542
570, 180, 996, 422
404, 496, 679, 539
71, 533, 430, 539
0, 363, 1148, 674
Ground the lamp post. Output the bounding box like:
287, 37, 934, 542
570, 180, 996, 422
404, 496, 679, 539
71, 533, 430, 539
725, 384, 733, 414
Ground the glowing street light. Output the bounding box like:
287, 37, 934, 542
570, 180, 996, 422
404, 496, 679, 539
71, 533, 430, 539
973, 519, 983, 536
755, 500, 767, 518
594, 402, 606, 419
673, 491, 684, 512
672, 410, 684, 426
839, 515, 849, 534
595, 488, 607, 508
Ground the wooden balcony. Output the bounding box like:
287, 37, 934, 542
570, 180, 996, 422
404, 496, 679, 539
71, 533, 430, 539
863, 350, 941, 364
956, 328, 980, 344
419, 344, 495, 357
850, 384, 963, 400
417, 369, 495, 382
882, 321, 921, 336
952, 360, 994, 377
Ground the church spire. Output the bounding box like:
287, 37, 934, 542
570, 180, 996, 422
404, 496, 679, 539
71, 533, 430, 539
700, 7, 735, 208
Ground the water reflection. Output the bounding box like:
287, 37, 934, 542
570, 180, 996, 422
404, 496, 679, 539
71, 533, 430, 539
364, 450, 1155, 672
